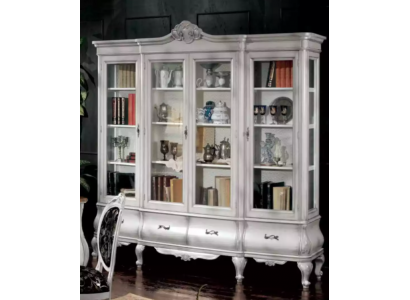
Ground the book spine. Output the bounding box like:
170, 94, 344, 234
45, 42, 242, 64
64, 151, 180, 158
131, 65, 135, 88
285, 61, 290, 87
112, 97, 117, 125
266, 183, 273, 209
151, 176, 157, 200
290, 61, 293, 87
121, 97, 125, 125
118, 65, 123, 88
132, 94, 136, 125
128, 94, 132, 125
267, 61, 275, 87
275, 62, 281, 88
281, 61, 286, 88
117, 97, 121, 124
157, 176, 163, 201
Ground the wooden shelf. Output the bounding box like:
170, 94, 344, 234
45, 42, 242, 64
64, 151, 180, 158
254, 165, 293, 171
108, 88, 135, 91
152, 122, 183, 126
152, 88, 183, 91
196, 123, 231, 127
108, 125, 136, 128
254, 124, 292, 128
196, 87, 231, 91
196, 163, 231, 169
254, 87, 293, 91
108, 161, 135, 166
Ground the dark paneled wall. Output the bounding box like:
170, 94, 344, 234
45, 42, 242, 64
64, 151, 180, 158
80, 0, 329, 265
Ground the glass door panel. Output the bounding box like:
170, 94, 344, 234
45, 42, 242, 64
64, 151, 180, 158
194, 61, 232, 209
251, 59, 295, 214
148, 60, 185, 206
308, 58, 319, 211
105, 63, 137, 201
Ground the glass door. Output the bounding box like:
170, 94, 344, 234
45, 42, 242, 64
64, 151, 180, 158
101, 58, 140, 207
189, 53, 238, 217
144, 54, 188, 212
246, 52, 299, 220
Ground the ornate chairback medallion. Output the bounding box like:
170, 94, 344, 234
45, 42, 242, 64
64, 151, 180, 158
99, 207, 120, 267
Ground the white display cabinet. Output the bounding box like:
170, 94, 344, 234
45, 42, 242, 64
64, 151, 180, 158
92, 21, 326, 290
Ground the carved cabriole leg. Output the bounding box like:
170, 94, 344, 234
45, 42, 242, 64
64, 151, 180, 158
297, 262, 313, 291
232, 257, 247, 284
315, 254, 325, 281
136, 244, 145, 270
91, 236, 97, 258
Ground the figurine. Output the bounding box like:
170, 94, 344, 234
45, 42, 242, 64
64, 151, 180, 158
260, 133, 275, 166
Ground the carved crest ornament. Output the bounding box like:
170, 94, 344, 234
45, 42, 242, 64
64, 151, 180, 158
171, 21, 202, 44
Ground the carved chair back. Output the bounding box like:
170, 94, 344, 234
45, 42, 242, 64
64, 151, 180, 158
95, 193, 125, 286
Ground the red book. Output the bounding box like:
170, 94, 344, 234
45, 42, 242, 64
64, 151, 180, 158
285, 61, 290, 87
280, 62, 286, 88
128, 94, 133, 125
132, 94, 136, 125
290, 61, 293, 87
275, 61, 281, 87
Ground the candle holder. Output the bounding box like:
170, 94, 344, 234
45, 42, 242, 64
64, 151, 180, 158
269, 105, 277, 124
170, 142, 178, 160
112, 136, 129, 162
160, 140, 169, 161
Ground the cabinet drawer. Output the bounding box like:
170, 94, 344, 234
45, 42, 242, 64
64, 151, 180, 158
187, 218, 237, 251
141, 213, 188, 245
244, 222, 300, 256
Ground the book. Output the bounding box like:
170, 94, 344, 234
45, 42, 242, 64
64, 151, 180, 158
290, 61, 293, 87
157, 176, 163, 201
170, 178, 183, 203
266, 61, 276, 87
273, 186, 291, 210
120, 188, 135, 197
118, 65, 123, 88
275, 61, 281, 87
215, 176, 230, 207
151, 176, 158, 200
261, 181, 272, 209
131, 65, 135, 87
125, 65, 130, 87
207, 188, 218, 206
117, 97, 121, 124
121, 97, 125, 125
224, 178, 231, 207
285, 61, 291, 87
281, 61, 286, 88
128, 94, 133, 125
163, 176, 176, 201
112, 97, 117, 124
267, 181, 285, 209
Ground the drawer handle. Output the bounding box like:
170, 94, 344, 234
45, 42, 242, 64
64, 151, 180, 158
206, 229, 218, 236
265, 234, 279, 241
158, 225, 170, 230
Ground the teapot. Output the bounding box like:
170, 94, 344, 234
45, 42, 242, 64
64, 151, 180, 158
203, 143, 216, 163
155, 103, 168, 122
215, 138, 231, 160
173, 65, 183, 88
157, 65, 173, 88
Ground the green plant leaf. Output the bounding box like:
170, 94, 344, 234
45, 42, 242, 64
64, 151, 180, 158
80, 160, 91, 167
196, 284, 207, 300
81, 91, 88, 103
80, 177, 90, 191
80, 105, 84, 116
80, 65, 96, 86
80, 73, 88, 91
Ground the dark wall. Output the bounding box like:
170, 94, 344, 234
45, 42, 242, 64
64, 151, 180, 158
81, 0, 329, 265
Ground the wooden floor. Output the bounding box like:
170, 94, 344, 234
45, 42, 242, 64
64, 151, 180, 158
99, 245, 328, 300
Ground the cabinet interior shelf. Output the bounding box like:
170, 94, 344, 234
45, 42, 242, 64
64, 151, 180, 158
196, 87, 231, 91
152, 122, 183, 126
108, 125, 136, 128
151, 161, 168, 165
196, 123, 231, 127
254, 124, 292, 128
254, 165, 292, 171
152, 88, 183, 91
196, 163, 231, 169
108, 88, 135, 91
254, 87, 293, 91
107, 161, 136, 166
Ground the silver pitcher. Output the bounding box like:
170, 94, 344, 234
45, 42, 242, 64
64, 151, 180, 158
155, 103, 168, 122
203, 143, 216, 163
215, 138, 231, 159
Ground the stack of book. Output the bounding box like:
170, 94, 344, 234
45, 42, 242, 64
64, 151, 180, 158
107, 172, 135, 195
266, 61, 293, 88
151, 176, 183, 202
198, 177, 231, 207
126, 152, 135, 163
112, 94, 136, 125
116, 64, 136, 88
254, 181, 292, 210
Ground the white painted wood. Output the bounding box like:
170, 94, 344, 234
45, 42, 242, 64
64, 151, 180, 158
93, 21, 326, 290
80, 202, 89, 266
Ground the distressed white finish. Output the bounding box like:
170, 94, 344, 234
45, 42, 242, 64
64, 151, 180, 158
93, 21, 326, 289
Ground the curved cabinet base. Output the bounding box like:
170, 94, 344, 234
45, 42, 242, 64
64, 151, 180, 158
93, 204, 325, 289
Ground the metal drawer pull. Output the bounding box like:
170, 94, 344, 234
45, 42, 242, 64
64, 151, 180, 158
206, 229, 218, 236
264, 234, 279, 241
158, 225, 170, 230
